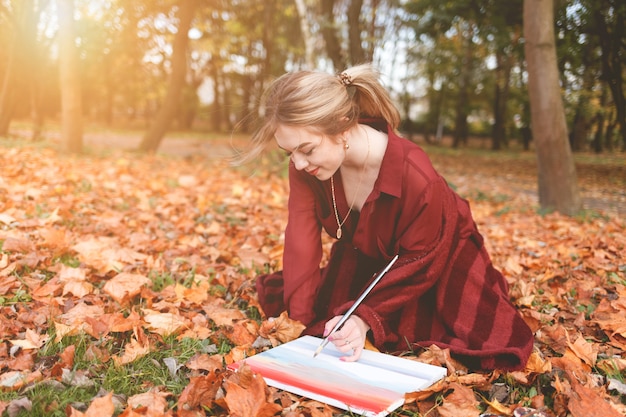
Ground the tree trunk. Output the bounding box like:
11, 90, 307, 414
0, 39, 16, 136
139, 0, 198, 153
591, 83, 608, 153
57, 0, 83, 154
294, 0, 316, 69
492, 41, 515, 150
593, 3, 626, 151
347, 0, 365, 65
320, 0, 345, 71
524, 0, 580, 215
453, 24, 473, 148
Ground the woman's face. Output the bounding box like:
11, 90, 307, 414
275, 124, 345, 181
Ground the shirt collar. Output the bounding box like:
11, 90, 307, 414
377, 127, 403, 198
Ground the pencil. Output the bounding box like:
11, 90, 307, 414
313, 254, 399, 358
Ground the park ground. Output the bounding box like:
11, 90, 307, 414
0, 125, 625, 416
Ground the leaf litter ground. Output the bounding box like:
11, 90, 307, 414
0, 141, 625, 417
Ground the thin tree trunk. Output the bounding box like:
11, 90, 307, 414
0, 41, 16, 136
294, 0, 315, 69
139, 0, 198, 153
524, 0, 580, 215
320, 0, 345, 71
57, 0, 83, 154
453, 24, 473, 148
347, 0, 365, 65
593, 4, 626, 151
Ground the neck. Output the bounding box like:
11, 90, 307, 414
342, 124, 373, 169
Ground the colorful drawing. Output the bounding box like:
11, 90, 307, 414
228, 335, 447, 417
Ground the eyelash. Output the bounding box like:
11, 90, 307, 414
286, 147, 315, 158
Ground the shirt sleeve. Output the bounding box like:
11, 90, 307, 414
282, 164, 324, 325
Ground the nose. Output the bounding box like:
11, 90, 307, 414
291, 153, 309, 171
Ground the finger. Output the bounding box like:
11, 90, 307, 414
323, 316, 342, 337
341, 344, 363, 362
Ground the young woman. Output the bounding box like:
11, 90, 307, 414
242, 64, 533, 370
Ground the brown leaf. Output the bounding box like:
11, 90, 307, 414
142, 309, 188, 337
178, 372, 224, 410
185, 354, 224, 373
224, 363, 282, 417
203, 302, 247, 327
568, 375, 623, 417
103, 273, 152, 305
1, 237, 35, 253
127, 389, 171, 414
437, 382, 480, 417
67, 392, 115, 417
257, 311, 305, 346
59, 344, 76, 368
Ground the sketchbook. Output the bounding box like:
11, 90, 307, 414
228, 335, 447, 417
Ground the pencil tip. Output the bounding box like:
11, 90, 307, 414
313, 346, 322, 358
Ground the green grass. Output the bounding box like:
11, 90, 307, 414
0, 332, 226, 417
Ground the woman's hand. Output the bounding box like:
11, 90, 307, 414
324, 315, 370, 362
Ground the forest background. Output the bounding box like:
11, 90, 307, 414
0, 0, 626, 416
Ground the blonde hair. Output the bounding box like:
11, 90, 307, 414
233, 63, 401, 164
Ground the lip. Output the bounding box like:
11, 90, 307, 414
308, 167, 319, 176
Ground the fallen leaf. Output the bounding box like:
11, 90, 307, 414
67, 392, 115, 417
224, 363, 282, 417
103, 273, 152, 304
437, 382, 480, 417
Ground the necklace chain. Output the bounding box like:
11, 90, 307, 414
330, 127, 370, 239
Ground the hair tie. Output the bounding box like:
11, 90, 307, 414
339, 72, 352, 86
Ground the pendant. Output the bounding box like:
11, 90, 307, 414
336, 227, 342, 239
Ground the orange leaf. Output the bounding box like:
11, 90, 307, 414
103, 273, 152, 304
224, 363, 282, 417
258, 311, 305, 346
142, 309, 188, 337
437, 382, 480, 417
568, 375, 623, 417
68, 392, 115, 417
178, 373, 224, 410
127, 389, 171, 414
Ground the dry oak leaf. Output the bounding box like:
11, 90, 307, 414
416, 344, 465, 375
0, 370, 43, 391
565, 332, 598, 368
126, 389, 171, 415
258, 311, 306, 346
9, 328, 49, 350
178, 372, 225, 410
185, 353, 224, 374
142, 309, 188, 337
405, 378, 447, 403
103, 273, 152, 305
67, 391, 115, 417
72, 237, 147, 274
525, 351, 553, 374
1, 237, 35, 253
58, 266, 93, 298
224, 363, 282, 417
223, 322, 258, 346
39, 226, 68, 251
567, 373, 623, 417
112, 334, 151, 366
55, 303, 105, 341
437, 382, 481, 417
5, 350, 35, 372
203, 302, 247, 327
